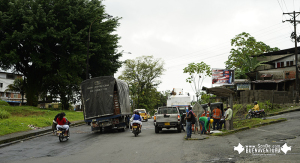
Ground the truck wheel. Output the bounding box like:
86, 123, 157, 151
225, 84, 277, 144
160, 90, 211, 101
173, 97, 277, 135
155, 126, 159, 133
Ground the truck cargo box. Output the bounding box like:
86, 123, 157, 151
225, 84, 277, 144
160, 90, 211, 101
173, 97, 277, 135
81, 76, 131, 120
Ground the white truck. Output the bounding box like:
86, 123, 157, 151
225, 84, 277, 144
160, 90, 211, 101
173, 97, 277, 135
154, 106, 181, 133
167, 88, 191, 126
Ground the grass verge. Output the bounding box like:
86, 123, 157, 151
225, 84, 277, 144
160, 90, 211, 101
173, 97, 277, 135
0, 105, 84, 136
211, 118, 287, 136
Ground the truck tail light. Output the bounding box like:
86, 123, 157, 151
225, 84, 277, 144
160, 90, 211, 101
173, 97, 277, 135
178, 115, 180, 121
154, 116, 156, 122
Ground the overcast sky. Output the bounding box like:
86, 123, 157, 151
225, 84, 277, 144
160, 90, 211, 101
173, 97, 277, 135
103, 0, 300, 100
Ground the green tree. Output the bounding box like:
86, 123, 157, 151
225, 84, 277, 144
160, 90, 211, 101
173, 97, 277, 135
239, 54, 267, 72
0, 0, 122, 108
200, 92, 216, 104
5, 77, 25, 104
183, 62, 212, 102
118, 56, 165, 110
225, 32, 279, 78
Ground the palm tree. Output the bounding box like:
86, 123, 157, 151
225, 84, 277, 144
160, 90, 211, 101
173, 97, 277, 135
5, 77, 26, 104
239, 54, 267, 72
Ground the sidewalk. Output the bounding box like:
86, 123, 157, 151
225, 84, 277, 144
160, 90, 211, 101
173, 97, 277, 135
0, 120, 85, 148
184, 107, 300, 140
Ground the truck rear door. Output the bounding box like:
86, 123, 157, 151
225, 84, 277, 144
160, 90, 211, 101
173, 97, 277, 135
156, 107, 179, 123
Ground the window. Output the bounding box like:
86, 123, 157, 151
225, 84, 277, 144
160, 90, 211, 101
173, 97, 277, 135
276, 62, 284, 68
286, 61, 294, 67
0, 83, 2, 88
158, 107, 178, 114
14, 94, 18, 98
6, 74, 14, 79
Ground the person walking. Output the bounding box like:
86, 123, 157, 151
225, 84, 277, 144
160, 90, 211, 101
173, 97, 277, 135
184, 106, 193, 139
212, 106, 222, 130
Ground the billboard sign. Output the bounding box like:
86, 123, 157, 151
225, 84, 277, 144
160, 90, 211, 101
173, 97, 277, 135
212, 68, 234, 85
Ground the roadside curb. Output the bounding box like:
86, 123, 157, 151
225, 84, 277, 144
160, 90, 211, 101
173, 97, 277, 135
267, 108, 300, 116
212, 118, 287, 136
0, 120, 86, 148
184, 136, 210, 140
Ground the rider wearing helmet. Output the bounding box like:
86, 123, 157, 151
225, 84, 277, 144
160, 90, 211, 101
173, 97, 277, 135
131, 110, 143, 130
252, 101, 260, 112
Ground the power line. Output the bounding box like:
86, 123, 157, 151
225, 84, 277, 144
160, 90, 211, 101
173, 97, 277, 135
164, 22, 291, 66
283, 0, 289, 12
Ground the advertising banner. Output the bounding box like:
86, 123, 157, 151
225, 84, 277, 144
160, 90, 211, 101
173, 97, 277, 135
212, 68, 234, 85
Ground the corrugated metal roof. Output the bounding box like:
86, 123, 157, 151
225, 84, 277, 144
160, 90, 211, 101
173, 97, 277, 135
252, 78, 295, 83
260, 74, 273, 78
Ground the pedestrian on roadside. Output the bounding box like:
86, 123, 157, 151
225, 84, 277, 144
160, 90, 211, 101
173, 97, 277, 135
184, 106, 193, 139
180, 111, 185, 131
219, 109, 227, 129
207, 102, 211, 117
225, 106, 233, 130
212, 106, 222, 130
199, 116, 210, 135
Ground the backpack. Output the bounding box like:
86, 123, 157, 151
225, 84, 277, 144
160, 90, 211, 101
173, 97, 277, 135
191, 112, 195, 124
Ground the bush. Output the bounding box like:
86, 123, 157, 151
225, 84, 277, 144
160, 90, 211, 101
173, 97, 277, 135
0, 109, 11, 119
0, 100, 9, 106
233, 104, 247, 117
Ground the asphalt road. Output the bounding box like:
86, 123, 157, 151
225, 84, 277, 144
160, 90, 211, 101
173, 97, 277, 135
0, 112, 300, 163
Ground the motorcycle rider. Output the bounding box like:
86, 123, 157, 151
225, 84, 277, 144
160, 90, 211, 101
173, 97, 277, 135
252, 101, 260, 112
52, 112, 61, 134
131, 110, 143, 131
56, 112, 70, 137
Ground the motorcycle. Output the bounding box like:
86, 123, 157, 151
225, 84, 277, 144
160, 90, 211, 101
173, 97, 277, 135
57, 127, 69, 142
132, 123, 141, 137
245, 109, 266, 119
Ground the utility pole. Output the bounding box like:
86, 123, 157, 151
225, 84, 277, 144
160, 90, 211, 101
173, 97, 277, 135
283, 11, 300, 103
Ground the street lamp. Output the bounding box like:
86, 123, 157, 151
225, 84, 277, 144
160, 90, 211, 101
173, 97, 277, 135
86, 15, 113, 80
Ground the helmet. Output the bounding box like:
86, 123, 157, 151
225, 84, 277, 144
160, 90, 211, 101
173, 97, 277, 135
61, 112, 66, 116
210, 118, 214, 123
254, 101, 258, 105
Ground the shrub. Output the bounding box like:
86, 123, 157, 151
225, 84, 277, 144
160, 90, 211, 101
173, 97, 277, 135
0, 100, 9, 106
0, 109, 11, 119
246, 104, 253, 111
233, 104, 247, 117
